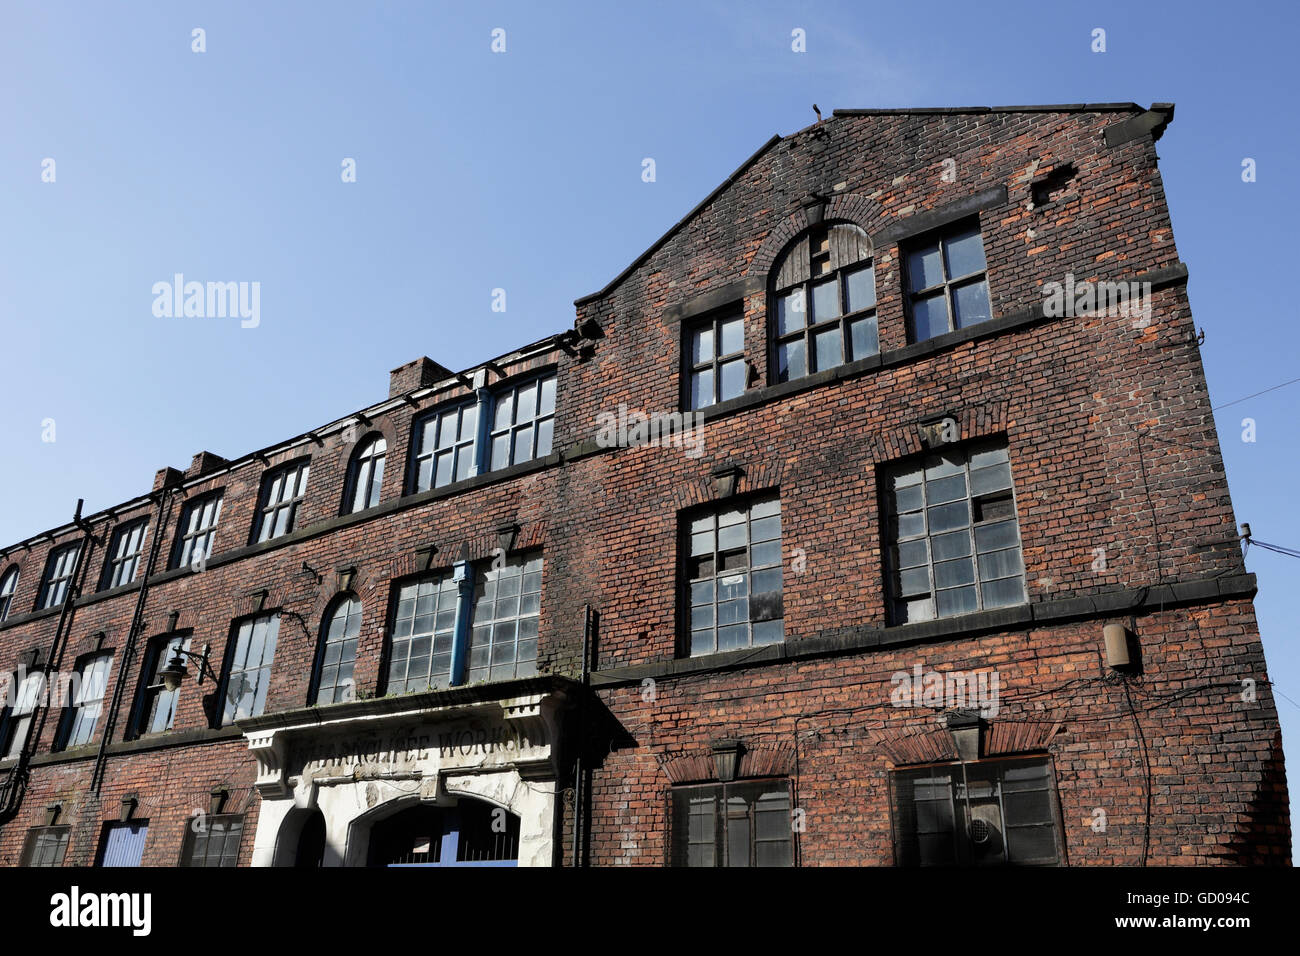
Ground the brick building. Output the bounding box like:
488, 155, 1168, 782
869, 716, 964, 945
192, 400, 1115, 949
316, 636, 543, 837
0, 103, 1289, 868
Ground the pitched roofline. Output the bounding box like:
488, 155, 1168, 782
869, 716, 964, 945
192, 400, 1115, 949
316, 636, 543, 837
0, 329, 569, 558
831, 102, 1144, 116
573, 134, 784, 308
574, 103, 1165, 310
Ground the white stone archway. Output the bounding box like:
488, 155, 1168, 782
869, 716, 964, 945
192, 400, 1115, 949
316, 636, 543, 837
241, 688, 568, 867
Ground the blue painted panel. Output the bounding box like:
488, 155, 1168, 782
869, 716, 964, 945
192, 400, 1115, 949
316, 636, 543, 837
99, 822, 148, 867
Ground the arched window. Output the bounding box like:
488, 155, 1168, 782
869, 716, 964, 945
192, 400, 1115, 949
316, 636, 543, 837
770, 222, 878, 383
313, 595, 361, 705
0, 567, 19, 622
345, 436, 386, 514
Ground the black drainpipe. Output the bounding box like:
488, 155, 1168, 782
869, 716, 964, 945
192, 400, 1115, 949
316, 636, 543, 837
572, 604, 592, 868
90, 485, 176, 793
0, 500, 98, 824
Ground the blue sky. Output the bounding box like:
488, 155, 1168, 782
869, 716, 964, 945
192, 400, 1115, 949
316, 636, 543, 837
2, 1, 1297, 856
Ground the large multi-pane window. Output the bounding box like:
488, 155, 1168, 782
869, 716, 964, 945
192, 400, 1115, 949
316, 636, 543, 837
771, 223, 878, 383
489, 375, 556, 470
38, 544, 80, 610
388, 572, 459, 693
180, 814, 244, 867
672, 779, 793, 867
132, 633, 190, 737
344, 436, 386, 513
409, 373, 558, 492
173, 493, 223, 570
0, 567, 18, 621
1, 671, 44, 760
468, 552, 542, 683
387, 552, 546, 693
684, 495, 783, 656
20, 827, 71, 867
884, 439, 1026, 624
100, 519, 148, 590
220, 613, 280, 725
254, 461, 310, 543
413, 403, 478, 492
891, 757, 1062, 866
687, 310, 746, 409
313, 595, 361, 705
56, 653, 112, 749
904, 220, 993, 342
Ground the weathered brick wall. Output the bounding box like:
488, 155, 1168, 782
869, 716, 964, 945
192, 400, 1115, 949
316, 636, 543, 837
0, 105, 1288, 866
576, 599, 1287, 866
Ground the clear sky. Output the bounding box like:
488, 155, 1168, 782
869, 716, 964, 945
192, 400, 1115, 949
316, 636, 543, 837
2, 0, 1297, 857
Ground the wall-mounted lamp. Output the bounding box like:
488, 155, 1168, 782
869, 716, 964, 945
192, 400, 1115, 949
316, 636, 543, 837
120, 795, 138, 822
918, 415, 960, 449
945, 712, 982, 762
496, 522, 521, 554
209, 787, 229, 816
159, 643, 217, 692
336, 565, 358, 592
710, 739, 744, 782
711, 464, 744, 499
801, 192, 828, 227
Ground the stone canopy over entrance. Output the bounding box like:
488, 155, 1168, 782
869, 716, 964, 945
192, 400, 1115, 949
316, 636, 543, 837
238, 681, 572, 867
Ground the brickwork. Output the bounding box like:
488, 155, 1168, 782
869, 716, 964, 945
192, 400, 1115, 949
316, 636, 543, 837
0, 104, 1287, 867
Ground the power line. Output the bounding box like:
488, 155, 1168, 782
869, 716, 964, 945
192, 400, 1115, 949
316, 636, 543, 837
1212, 375, 1300, 412
1248, 538, 1300, 560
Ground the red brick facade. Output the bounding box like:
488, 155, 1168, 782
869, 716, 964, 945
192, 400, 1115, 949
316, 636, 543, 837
0, 103, 1289, 867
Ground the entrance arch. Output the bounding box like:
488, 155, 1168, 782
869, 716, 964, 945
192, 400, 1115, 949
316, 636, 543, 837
366, 797, 520, 866
270, 806, 327, 867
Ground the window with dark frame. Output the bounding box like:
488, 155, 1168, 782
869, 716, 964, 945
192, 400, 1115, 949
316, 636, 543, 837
412, 402, 478, 492
890, 756, 1063, 866
686, 309, 746, 410
254, 460, 310, 543
385, 550, 546, 694
100, 518, 148, 590
1, 670, 44, 760
220, 613, 280, 726
684, 494, 783, 656
0, 567, 18, 621
344, 435, 386, 513
56, 652, 112, 750
489, 375, 556, 470
132, 633, 191, 738
467, 551, 542, 683
172, 493, 223, 570
180, 814, 244, 867
313, 595, 361, 705
37, 543, 80, 610
388, 571, 459, 694
884, 439, 1026, 624
20, 826, 70, 867
904, 219, 993, 342
671, 779, 794, 867
771, 223, 878, 383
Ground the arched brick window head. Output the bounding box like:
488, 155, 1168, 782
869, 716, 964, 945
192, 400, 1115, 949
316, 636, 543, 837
770, 222, 878, 383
